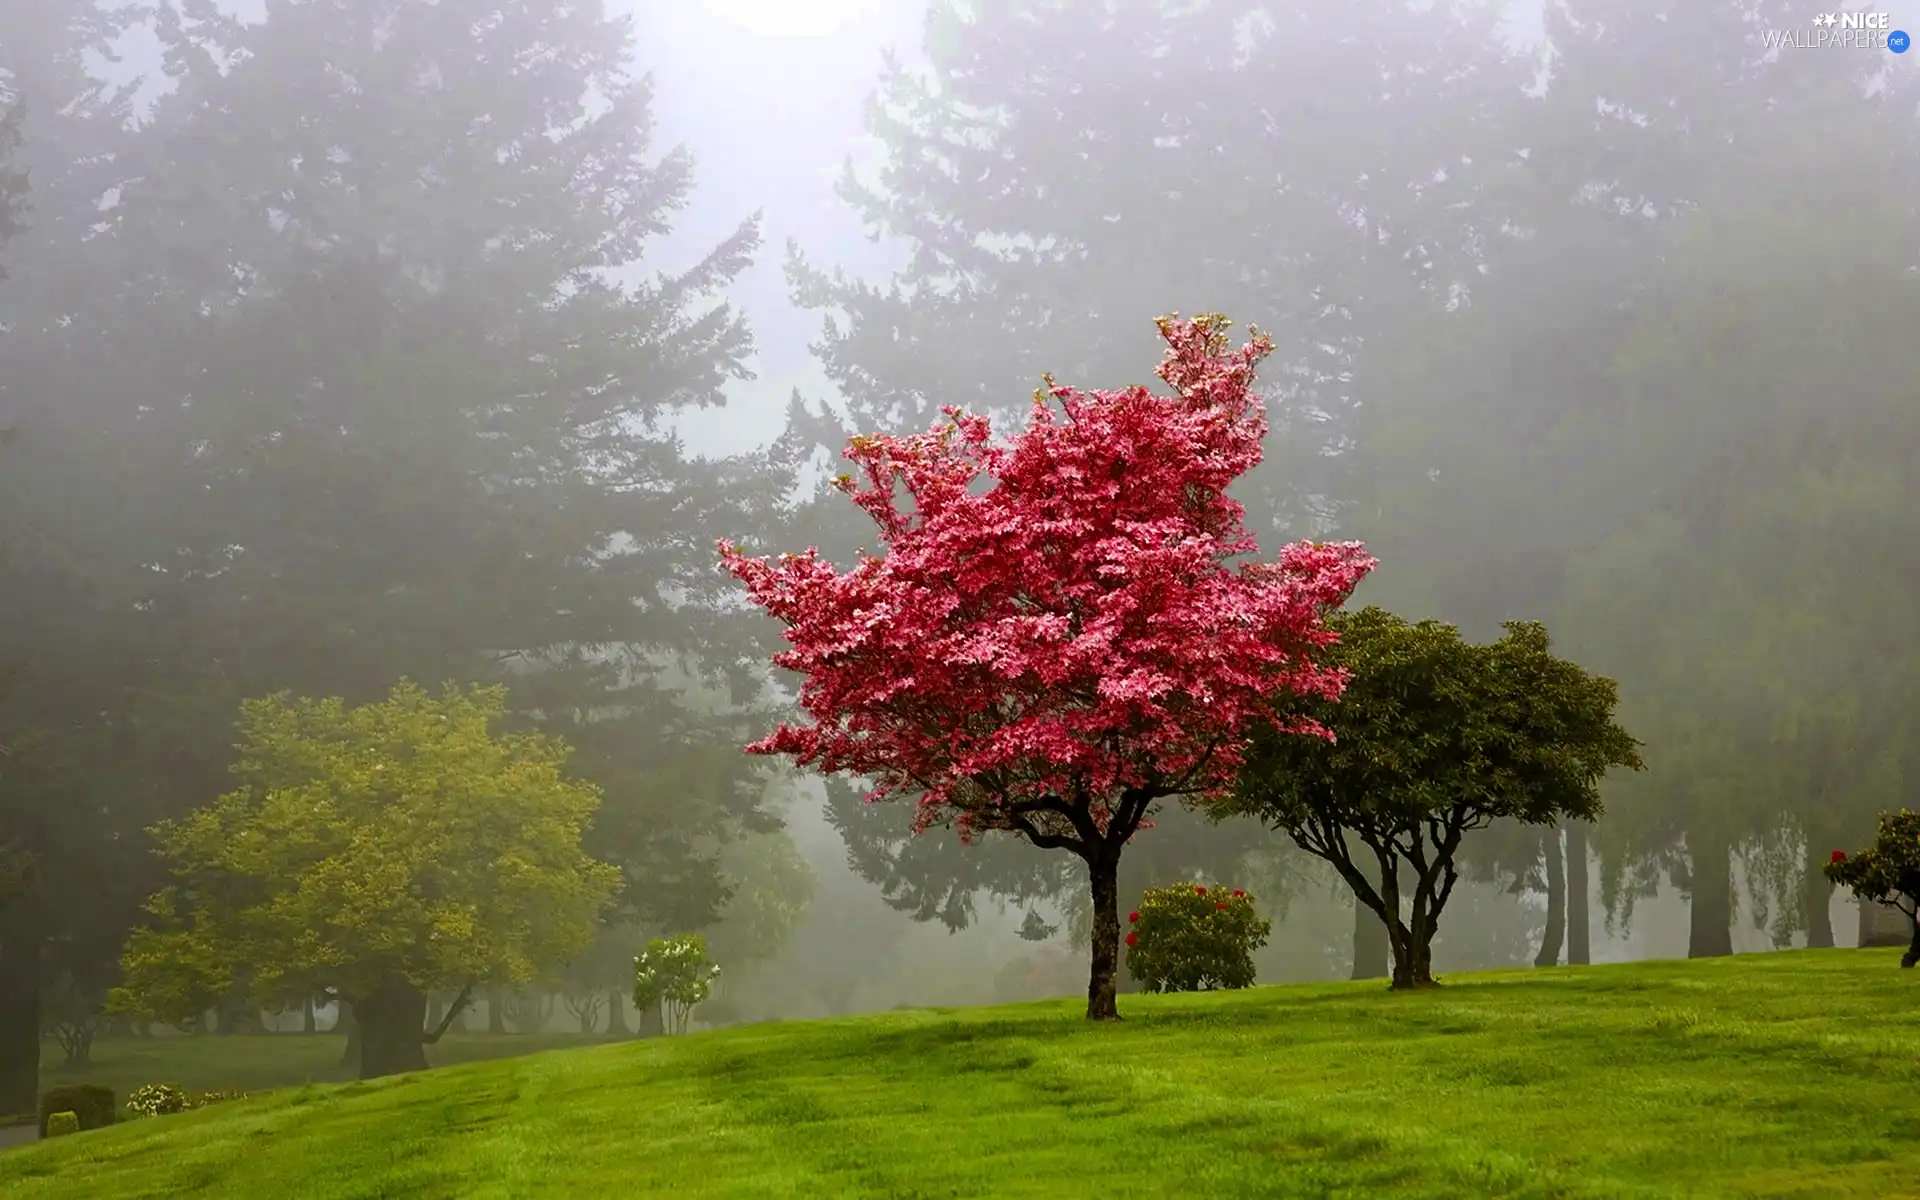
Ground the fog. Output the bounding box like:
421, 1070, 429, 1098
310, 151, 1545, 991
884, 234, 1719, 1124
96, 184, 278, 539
1, 0, 1914, 1091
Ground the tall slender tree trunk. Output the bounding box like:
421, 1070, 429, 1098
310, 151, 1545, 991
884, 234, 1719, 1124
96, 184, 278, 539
1566, 822, 1591, 965
606, 987, 628, 1036
637, 998, 663, 1037
1903, 917, 1920, 969
1084, 853, 1122, 1020
486, 985, 506, 1034
1535, 827, 1567, 967
1350, 895, 1389, 980
302, 994, 317, 1034
0, 934, 43, 1117
353, 979, 431, 1079
337, 1000, 361, 1072
1803, 837, 1836, 948
1687, 830, 1734, 958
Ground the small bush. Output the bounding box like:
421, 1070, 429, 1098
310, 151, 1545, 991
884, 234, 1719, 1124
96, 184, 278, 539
634, 933, 721, 1035
38, 1083, 115, 1136
1124, 882, 1271, 993
191, 1089, 250, 1109
127, 1083, 253, 1118
126, 1083, 191, 1118
44, 1111, 79, 1138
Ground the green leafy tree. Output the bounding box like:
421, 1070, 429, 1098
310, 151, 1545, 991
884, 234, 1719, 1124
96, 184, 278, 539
1213, 607, 1642, 989
1826, 812, 1920, 968
632, 934, 720, 1036
110, 682, 619, 1078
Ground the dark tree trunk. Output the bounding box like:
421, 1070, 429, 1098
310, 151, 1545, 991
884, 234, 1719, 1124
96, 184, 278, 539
338, 1000, 361, 1071
1535, 827, 1567, 967
1687, 831, 1734, 958
606, 987, 628, 1036
1903, 917, 1920, 969
1804, 838, 1836, 949
1084, 852, 1121, 1020
1566, 822, 1591, 965
302, 994, 317, 1034
0, 934, 43, 1116
1388, 913, 1437, 989
215, 996, 253, 1035
637, 997, 663, 1037
486, 985, 506, 1034
353, 980, 430, 1079
1350, 895, 1389, 980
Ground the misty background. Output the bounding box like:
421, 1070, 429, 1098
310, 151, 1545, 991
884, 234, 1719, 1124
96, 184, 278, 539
1, 0, 1914, 1062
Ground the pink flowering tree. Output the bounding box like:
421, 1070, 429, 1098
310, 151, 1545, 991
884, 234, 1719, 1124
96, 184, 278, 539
719, 315, 1373, 1020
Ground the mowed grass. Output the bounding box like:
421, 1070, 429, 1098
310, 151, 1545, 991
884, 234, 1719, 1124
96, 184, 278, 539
24, 1029, 619, 1101
5, 950, 1919, 1199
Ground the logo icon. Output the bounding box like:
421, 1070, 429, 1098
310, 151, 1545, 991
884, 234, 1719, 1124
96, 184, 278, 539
1813, 12, 1836, 25
1891, 28, 1911, 51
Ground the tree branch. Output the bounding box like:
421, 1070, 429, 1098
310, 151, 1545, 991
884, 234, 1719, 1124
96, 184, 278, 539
422, 981, 475, 1045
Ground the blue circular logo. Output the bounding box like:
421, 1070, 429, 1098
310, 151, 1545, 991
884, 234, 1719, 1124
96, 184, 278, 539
1891, 29, 1911, 52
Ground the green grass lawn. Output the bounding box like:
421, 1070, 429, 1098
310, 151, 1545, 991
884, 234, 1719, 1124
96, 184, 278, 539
27, 1028, 620, 1101
4, 950, 1918, 1198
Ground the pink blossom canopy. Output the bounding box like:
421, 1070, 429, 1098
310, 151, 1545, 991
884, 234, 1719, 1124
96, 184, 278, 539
720, 315, 1374, 839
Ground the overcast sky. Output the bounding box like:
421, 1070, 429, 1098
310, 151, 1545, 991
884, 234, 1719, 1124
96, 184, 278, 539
643, 0, 927, 457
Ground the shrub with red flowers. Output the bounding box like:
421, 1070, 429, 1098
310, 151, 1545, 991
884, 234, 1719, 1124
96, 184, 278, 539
1123, 883, 1270, 993
1825, 809, 1920, 967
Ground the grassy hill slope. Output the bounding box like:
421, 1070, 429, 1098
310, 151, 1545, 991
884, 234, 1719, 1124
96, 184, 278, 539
4, 950, 1917, 1198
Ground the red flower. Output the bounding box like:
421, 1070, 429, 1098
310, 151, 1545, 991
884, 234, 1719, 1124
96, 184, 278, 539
1830, 850, 1847, 864
1128, 911, 1140, 922
1125, 932, 1138, 946
1232, 889, 1245, 898
1195, 886, 1207, 895
1216, 902, 1228, 910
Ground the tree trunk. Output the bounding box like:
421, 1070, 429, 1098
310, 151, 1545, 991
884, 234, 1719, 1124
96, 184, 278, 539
1084, 853, 1121, 1020
606, 987, 628, 1036
1803, 838, 1836, 949
637, 997, 663, 1037
1687, 830, 1734, 958
1535, 827, 1567, 967
0, 934, 43, 1117
1389, 914, 1438, 989
1903, 917, 1920, 969
215, 996, 252, 1035
302, 994, 317, 1034
353, 980, 431, 1079
337, 1000, 361, 1071
1566, 822, 1591, 965
1349, 886, 1390, 980
486, 985, 506, 1034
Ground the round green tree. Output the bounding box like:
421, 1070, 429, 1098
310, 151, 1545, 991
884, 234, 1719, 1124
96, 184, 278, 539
110, 681, 619, 1078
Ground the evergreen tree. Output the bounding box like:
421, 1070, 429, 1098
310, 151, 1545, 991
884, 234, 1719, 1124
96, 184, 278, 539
788, 0, 1530, 953
2, 0, 795, 1099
